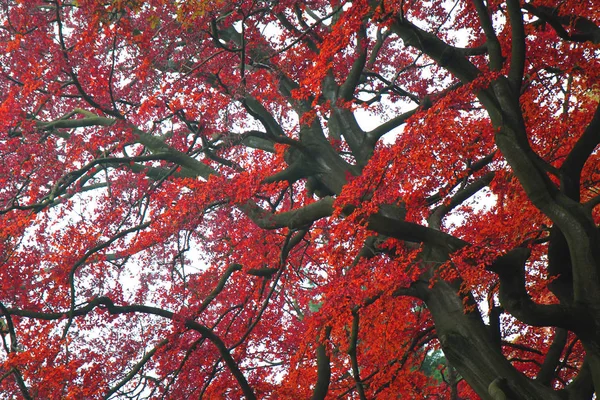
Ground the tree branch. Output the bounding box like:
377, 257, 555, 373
471, 0, 504, 71
197, 263, 243, 314
311, 326, 331, 400
561, 102, 600, 201
348, 312, 367, 400
507, 0, 526, 92
365, 104, 422, 146
9, 298, 257, 400
104, 339, 169, 399
429, 171, 495, 229
523, 5, 600, 44
565, 359, 595, 399
536, 328, 568, 386
487, 248, 589, 331
339, 24, 368, 101
367, 213, 467, 251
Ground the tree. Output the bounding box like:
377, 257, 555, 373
0, 0, 598, 398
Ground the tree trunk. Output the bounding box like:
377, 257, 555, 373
416, 246, 566, 400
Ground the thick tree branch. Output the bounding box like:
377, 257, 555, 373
328, 107, 370, 167
536, 328, 568, 386
368, 213, 467, 251
38, 109, 217, 179
242, 95, 287, 138
565, 359, 595, 399
561, 102, 600, 201
471, 0, 504, 71
389, 17, 503, 122
488, 305, 504, 349
391, 15, 481, 82
311, 327, 332, 400
339, 24, 368, 101
507, 0, 526, 92
523, 5, 600, 44
243, 196, 335, 230
487, 248, 589, 331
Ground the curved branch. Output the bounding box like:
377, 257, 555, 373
104, 339, 169, 399
365, 104, 424, 146
62, 221, 152, 338
487, 248, 589, 331
367, 213, 467, 251
197, 263, 243, 314
8, 298, 257, 400
348, 312, 367, 400
561, 102, 600, 201
0, 303, 32, 399
523, 5, 600, 44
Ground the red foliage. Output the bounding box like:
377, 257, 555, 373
0, 1, 598, 399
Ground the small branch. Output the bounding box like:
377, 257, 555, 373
500, 340, 544, 356
0, 302, 19, 353
62, 221, 152, 339
197, 263, 243, 314
9, 297, 257, 400
103, 339, 169, 399
426, 152, 496, 206
365, 105, 421, 145
12, 368, 33, 400
429, 171, 495, 229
